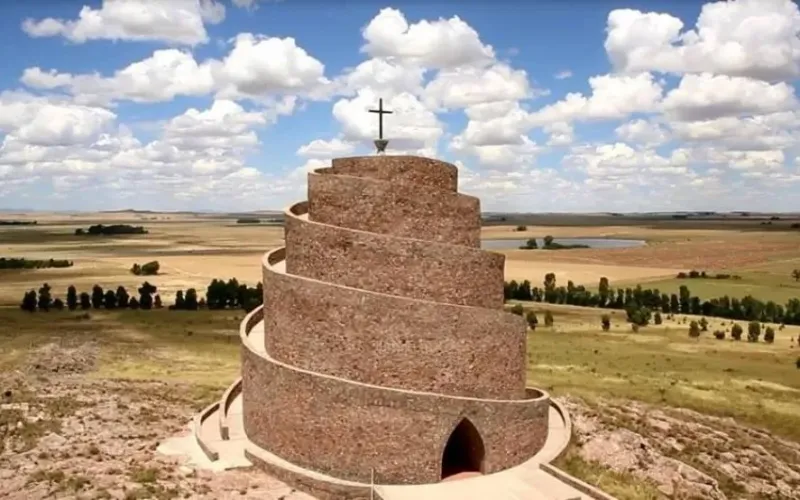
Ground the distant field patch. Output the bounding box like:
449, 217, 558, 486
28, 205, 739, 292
627, 272, 800, 303
503, 257, 678, 285
0, 219, 283, 305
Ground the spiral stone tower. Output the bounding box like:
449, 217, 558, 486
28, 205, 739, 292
185, 154, 597, 499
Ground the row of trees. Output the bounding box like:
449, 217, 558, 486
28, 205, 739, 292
19, 278, 263, 313
75, 224, 147, 236
0, 257, 73, 269
205, 278, 263, 312
676, 270, 741, 280
234, 217, 281, 224
21, 282, 160, 312
504, 274, 800, 325
701, 321, 776, 343
171, 279, 262, 312
509, 293, 782, 344
0, 220, 37, 226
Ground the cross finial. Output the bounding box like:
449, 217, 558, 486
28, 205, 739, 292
368, 98, 393, 154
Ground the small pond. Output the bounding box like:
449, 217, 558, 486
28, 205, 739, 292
480, 238, 646, 250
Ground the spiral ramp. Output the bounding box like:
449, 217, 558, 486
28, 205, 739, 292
188, 156, 614, 500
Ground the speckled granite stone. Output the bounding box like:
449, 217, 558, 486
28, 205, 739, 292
325, 155, 458, 192
284, 211, 504, 309
262, 259, 527, 399
242, 336, 549, 485
307, 172, 481, 247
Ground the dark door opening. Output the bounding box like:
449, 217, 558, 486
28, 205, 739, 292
440, 418, 485, 480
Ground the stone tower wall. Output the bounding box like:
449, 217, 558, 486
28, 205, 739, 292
242, 300, 549, 485
307, 172, 481, 247
262, 252, 527, 399
325, 155, 458, 191
243, 155, 549, 486
283, 206, 504, 309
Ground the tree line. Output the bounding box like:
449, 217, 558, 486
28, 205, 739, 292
0, 220, 37, 226
21, 282, 160, 312
170, 278, 262, 312
19, 278, 263, 313
676, 270, 741, 280
0, 257, 73, 269
74, 224, 147, 236
504, 274, 800, 326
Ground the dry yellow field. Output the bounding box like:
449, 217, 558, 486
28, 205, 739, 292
503, 258, 678, 286
0, 214, 679, 305
2, 213, 799, 306
0, 214, 284, 305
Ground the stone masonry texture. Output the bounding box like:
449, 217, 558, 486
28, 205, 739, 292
242, 332, 549, 485
284, 210, 505, 309
327, 155, 458, 191
262, 259, 527, 399
308, 172, 481, 247
243, 155, 550, 491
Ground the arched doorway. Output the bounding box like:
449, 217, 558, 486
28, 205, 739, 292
440, 418, 485, 480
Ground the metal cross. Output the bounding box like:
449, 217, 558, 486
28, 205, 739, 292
368, 98, 393, 140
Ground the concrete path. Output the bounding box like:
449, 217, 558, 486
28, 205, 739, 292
158, 423, 231, 472
375, 467, 591, 500
198, 398, 252, 468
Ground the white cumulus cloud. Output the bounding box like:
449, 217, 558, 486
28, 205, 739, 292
22, 0, 225, 46
361, 8, 495, 69
605, 0, 800, 80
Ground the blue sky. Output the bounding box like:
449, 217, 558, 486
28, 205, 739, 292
1, 0, 799, 212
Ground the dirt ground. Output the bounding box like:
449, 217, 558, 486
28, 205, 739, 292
562, 396, 800, 499
0, 343, 310, 500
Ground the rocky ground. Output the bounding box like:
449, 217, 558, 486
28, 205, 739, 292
563, 397, 800, 499
2, 341, 799, 499
0, 342, 311, 500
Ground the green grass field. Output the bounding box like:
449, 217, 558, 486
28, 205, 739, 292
0, 308, 243, 388
521, 304, 800, 442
